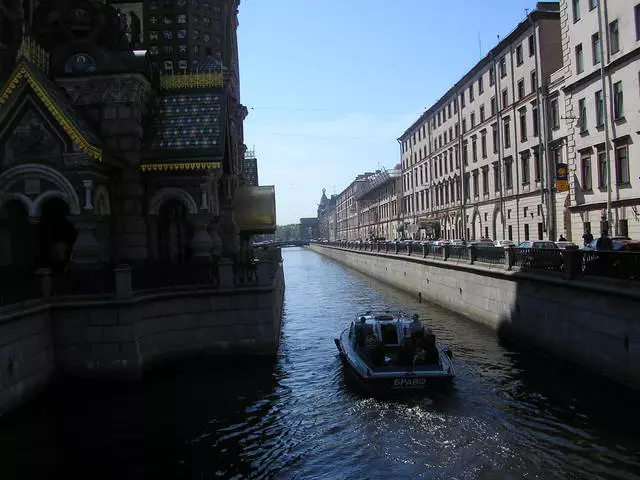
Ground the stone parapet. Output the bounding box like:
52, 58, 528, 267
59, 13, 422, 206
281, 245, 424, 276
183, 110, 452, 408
0, 261, 284, 416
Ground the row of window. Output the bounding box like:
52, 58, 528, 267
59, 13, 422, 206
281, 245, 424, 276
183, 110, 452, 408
576, 82, 625, 133
403, 72, 539, 168
574, 24, 618, 74
403, 147, 544, 198
580, 144, 630, 191
571, 0, 599, 23
400, 141, 631, 217
358, 201, 399, 225
148, 14, 222, 29
404, 102, 544, 183
148, 30, 221, 43
148, 0, 223, 13
150, 45, 220, 60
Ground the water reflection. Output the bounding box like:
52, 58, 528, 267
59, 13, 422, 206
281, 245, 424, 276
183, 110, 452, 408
0, 247, 639, 480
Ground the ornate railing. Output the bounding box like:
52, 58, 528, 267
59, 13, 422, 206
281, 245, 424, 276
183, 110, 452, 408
131, 263, 220, 290
318, 241, 640, 282
0, 250, 284, 308
52, 263, 116, 296
0, 264, 116, 307
577, 250, 640, 281
474, 246, 506, 265
515, 247, 563, 272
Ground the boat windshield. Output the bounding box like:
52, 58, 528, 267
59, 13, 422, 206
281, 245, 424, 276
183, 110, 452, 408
380, 323, 399, 345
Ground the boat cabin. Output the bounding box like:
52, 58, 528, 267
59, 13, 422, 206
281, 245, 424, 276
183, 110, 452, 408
349, 311, 440, 368
350, 311, 415, 347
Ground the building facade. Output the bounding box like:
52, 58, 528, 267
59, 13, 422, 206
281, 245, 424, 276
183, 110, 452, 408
142, 0, 231, 73
354, 168, 402, 241
335, 173, 373, 241
0, 0, 270, 273
317, 188, 337, 241
561, 0, 640, 239
398, 2, 570, 243
299, 217, 319, 241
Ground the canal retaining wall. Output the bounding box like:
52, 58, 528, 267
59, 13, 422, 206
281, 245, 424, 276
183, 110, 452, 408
0, 261, 285, 416
309, 244, 640, 392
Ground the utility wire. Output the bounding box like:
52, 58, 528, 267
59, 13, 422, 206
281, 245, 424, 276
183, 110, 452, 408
246, 105, 424, 116
255, 131, 400, 140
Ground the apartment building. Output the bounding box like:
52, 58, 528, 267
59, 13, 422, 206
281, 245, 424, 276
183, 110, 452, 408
398, 2, 569, 243
354, 168, 403, 241
335, 173, 374, 241
562, 0, 640, 239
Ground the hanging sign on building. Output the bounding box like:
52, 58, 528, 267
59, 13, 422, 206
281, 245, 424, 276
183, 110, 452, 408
555, 162, 569, 192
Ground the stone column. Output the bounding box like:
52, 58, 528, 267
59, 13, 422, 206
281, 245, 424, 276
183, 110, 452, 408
82, 179, 94, 210
561, 245, 579, 280
189, 215, 214, 264
114, 264, 132, 298
504, 245, 516, 271
70, 218, 101, 266
467, 245, 477, 265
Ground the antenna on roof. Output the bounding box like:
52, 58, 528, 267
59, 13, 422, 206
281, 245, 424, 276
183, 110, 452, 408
525, 8, 529, 16
478, 31, 482, 58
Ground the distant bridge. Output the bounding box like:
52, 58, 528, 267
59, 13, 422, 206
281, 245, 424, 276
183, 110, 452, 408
257, 240, 310, 248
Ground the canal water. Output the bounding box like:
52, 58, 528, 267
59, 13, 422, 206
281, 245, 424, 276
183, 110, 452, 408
1, 247, 640, 479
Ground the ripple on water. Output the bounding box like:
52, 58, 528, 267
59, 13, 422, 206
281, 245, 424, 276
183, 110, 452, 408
0, 248, 639, 480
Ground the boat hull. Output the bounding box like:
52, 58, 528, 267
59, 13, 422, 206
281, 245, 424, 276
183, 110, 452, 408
334, 331, 454, 395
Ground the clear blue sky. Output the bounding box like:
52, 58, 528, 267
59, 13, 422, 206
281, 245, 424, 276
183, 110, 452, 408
238, 0, 543, 225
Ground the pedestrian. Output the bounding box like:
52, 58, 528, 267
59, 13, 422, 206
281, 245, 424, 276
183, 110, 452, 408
558, 234, 566, 242
582, 229, 594, 247
596, 230, 613, 250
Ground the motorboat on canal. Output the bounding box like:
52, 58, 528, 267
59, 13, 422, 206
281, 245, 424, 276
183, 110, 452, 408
334, 311, 454, 393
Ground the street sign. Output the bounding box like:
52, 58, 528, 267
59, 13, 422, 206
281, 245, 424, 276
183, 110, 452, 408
555, 163, 569, 192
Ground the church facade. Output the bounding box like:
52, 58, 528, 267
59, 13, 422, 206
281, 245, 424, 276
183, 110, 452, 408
0, 0, 273, 278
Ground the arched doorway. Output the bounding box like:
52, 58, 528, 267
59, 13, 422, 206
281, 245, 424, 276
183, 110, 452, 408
157, 199, 192, 265
36, 197, 77, 274
0, 199, 34, 267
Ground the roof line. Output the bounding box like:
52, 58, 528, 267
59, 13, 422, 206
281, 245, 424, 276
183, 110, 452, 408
398, 5, 560, 141
0, 61, 103, 161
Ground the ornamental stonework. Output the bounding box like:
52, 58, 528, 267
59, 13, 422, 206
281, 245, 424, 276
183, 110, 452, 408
57, 74, 154, 107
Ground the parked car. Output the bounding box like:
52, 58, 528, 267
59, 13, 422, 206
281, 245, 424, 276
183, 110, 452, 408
468, 238, 494, 247
555, 241, 578, 250
494, 240, 515, 247
517, 240, 563, 270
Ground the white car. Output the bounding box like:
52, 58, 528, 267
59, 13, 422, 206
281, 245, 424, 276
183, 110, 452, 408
494, 240, 515, 247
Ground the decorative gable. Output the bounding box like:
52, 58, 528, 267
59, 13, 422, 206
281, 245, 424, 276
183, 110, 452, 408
0, 37, 103, 163
2, 108, 63, 169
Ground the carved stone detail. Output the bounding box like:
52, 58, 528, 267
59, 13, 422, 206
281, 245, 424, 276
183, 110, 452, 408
2, 110, 62, 168
57, 74, 154, 106
63, 152, 93, 167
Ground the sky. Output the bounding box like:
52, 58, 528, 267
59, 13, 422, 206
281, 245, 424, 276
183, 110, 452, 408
238, 0, 545, 225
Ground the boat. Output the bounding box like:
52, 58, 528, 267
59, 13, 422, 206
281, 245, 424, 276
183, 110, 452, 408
334, 310, 454, 393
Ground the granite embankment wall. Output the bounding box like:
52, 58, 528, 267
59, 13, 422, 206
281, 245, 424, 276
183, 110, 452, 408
0, 262, 285, 416
310, 244, 640, 391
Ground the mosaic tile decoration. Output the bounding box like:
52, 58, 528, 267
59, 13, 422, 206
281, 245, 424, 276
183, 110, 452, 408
146, 92, 225, 151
